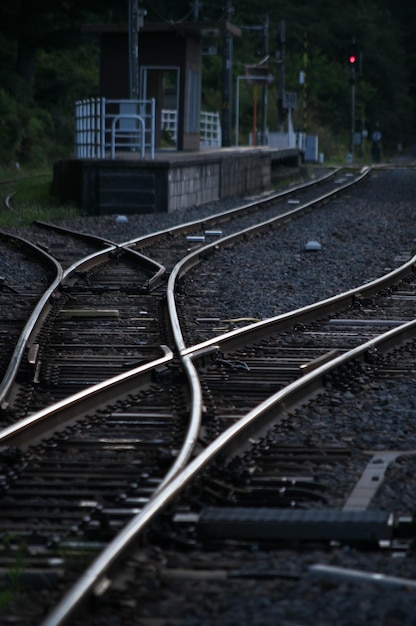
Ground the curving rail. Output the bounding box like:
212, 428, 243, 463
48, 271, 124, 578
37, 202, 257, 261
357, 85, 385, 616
1, 167, 363, 417
39, 306, 416, 626
2, 164, 410, 624
0, 241, 414, 624
0, 240, 165, 414
165, 166, 372, 354
0, 232, 63, 408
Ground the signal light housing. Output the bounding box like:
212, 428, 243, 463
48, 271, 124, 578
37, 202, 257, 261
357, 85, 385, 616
346, 43, 360, 72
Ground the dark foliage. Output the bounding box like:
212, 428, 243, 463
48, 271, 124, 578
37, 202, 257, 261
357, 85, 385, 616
0, 1, 414, 164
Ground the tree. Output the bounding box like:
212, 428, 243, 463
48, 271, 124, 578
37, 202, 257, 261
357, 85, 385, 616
0, 0, 111, 162
0, 0, 415, 164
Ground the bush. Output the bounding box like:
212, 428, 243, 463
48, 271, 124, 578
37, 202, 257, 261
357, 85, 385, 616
0, 90, 22, 166
17, 107, 56, 164
0, 89, 59, 165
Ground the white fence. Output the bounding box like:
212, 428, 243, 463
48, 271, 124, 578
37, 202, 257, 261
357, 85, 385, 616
75, 98, 156, 159
200, 111, 222, 147
75, 98, 103, 158
161, 109, 178, 145
75, 101, 222, 158
161, 109, 222, 148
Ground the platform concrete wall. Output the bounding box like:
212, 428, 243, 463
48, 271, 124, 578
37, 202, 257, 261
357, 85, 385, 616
168, 161, 220, 210
52, 148, 299, 215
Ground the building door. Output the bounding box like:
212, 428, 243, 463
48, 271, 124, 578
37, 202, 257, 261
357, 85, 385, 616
141, 67, 180, 149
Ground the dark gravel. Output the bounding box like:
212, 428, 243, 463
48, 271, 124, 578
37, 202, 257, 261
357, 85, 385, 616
176, 168, 416, 322
5, 166, 416, 626
71, 167, 416, 626
10, 167, 416, 322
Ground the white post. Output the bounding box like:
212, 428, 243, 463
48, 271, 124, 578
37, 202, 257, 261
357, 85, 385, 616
150, 98, 155, 159
288, 108, 295, 148
100, 98, 106, 158
235, 76, 241, 147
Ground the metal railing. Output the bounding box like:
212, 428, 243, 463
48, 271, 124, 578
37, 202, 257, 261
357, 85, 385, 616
75, 98, 155, 159
75, 98, 103, 158
75, 100, 221, 158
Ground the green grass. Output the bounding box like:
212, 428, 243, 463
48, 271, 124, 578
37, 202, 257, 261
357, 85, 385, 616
0, 535, 24, 613
0, 165, 81, 228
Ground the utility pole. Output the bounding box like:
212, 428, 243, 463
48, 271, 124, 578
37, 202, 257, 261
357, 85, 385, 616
278, 20, 286, 128
348, 38, 357, 160
260, 15, 269, 145
350, 66, 356, 158
302, 30, 307, 134
128, 0, 139, 99
241, 19, 270, 145
128, 0, 146, 99
222, 0, 233, 147
192, 0, 202, 21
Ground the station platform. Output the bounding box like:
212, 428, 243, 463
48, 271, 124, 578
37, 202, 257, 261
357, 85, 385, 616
52, 146, 302, 216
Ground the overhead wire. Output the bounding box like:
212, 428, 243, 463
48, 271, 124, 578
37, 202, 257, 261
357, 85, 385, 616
143, 1, 194, 24
143, 0, 227, 24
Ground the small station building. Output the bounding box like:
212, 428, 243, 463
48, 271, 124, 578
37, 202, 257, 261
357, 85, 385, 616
52, 20, 300, 214
90, 20, 241, 151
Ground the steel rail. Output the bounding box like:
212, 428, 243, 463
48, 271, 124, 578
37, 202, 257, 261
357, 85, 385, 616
181, 247, 416, 359
93, 174, 348, 490
145, 172, 350, 491
152, 353, 203, 494
0, 228, 201, 497
40, 316, 416, 626
33, 219, 119, 248
118, 167, 342, 250
0, 240, 165, 409
3, 186, 413, 623
173, 244, 416, 491
1, 222, 192, 496
59, 244, 166, 291
0, 345, 173, 448
1, 164, 402, 623
20, 165, 346, 400
167, 165, 372, 354
4, 204, 412, 458
31, 220, 168, 290
1, 167, 348, 458
3, 165, 396, 471
132, 164, 376, 502
0, 232, 63, 408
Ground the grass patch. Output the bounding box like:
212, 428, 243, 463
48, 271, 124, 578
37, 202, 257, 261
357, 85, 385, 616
0, 165, 81, 228
0, 535, 24, 613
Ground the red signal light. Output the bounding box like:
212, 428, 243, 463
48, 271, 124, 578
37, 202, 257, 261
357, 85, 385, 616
349, 54, 356, 65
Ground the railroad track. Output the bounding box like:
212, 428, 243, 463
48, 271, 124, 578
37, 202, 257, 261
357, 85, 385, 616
36, 289, 416, 626
0, 225, 130, 411
0, 166, 364, 419
0, 232, 61, 400
1, 165, 416, 624
122, 167, 360, 272
0, 237, 167, 420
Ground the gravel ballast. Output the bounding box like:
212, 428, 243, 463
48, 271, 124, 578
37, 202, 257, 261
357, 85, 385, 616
8, 168, 416, 324
4, 166, 416, 626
